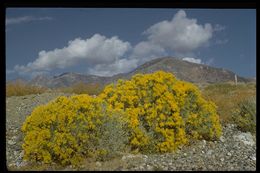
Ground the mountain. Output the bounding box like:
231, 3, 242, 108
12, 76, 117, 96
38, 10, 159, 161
29, 72, 111, 88
28, 57, 254, 88
123, 57, 253, 84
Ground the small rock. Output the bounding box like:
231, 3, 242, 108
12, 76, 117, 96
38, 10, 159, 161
8, 163, 15, 167
220, 136, 225, 143
183, 153, 187, 157
220, 158, 225, 162
122, 155, 127, 160
162, 167, 168, 171
19, 161, 28, 167
227, 152, 232, 156
233, 132, 255, 146
96, 161, 101, 167
207, 149, 213, 155
251, 156, 256, 161
202, 140, 206, 145
146, 165, 153, 170
8, 140, 16, 145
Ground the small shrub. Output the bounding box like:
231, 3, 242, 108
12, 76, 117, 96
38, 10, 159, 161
6, 81, 47, 97
202, 82, 256, 124
57, 82, 103, 95
232, 97, 256, 133
99, 71, 222, 153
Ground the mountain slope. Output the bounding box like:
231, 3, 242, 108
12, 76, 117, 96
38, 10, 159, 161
28, 57, 254, 88
124, 57, 252, 84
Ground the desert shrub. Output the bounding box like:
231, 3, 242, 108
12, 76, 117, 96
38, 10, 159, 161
94, 112, 130, 161
99, 71, 222, 153
57, 82, 103, 95
6, 81, 47, 97
21, 94, 128, 166
232, 97, 256, 133
202, 82, 256, 124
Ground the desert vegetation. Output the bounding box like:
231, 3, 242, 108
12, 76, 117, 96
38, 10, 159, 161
6, 81, 104, 97
55, 82, 104, 95
21, 71, 222, 167
202, 82, 256, 131
6, 81, 47, 97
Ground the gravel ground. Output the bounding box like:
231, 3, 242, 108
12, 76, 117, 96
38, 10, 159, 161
6, 93, 256, 171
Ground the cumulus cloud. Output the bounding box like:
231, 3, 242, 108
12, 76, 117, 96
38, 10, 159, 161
144, 10, 213, 54
14, 34, 131, 76
6, 16, 53, 25
10, 10, 223, 78
88, 58, 139, 76
182, 57, 203, 64
130, 41, 167, 63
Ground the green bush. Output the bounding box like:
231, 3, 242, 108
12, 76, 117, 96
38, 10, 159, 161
232, 97, 256, 133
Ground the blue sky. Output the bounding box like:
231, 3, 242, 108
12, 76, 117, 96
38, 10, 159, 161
6, 8, 256, 80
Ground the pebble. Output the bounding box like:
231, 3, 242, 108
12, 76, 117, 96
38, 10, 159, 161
8, 140, 16, 145
220, 136, 225, 143
207, 150, 213, 155
250, 156, 256, 161
96, 162, 101, 167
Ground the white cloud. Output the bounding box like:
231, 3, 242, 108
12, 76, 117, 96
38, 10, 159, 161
6, 16, 53, 25
10, 10, 224, 78
144, 10, 213, 54
88, 58, 138, 76
14, 34, 131, 76
130, 41, 167, 63
182, 57, 203, 64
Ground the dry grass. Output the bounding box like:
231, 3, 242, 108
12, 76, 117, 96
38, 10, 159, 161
202, 82, 256, 124
6, 81, 47, 97
55, 82, 104, 95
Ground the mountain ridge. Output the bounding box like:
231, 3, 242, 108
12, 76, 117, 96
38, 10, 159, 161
9, 57, 255, 88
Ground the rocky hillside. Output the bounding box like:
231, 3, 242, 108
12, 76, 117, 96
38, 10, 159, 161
125, 57, 253, 84
29, 72, 110, 88
11, 57, 254, 88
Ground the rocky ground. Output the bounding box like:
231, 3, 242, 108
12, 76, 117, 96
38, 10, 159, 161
6, 93, 256, 171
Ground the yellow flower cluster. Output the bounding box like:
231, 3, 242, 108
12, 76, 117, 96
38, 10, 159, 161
100, 71, 222, 152
21, 95, 113, 166
21, 70, 222, 166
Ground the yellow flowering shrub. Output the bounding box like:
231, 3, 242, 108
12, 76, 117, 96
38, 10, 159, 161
21, 70, 222, 166
99, 71, 222, 153
21, 94, 127, 166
